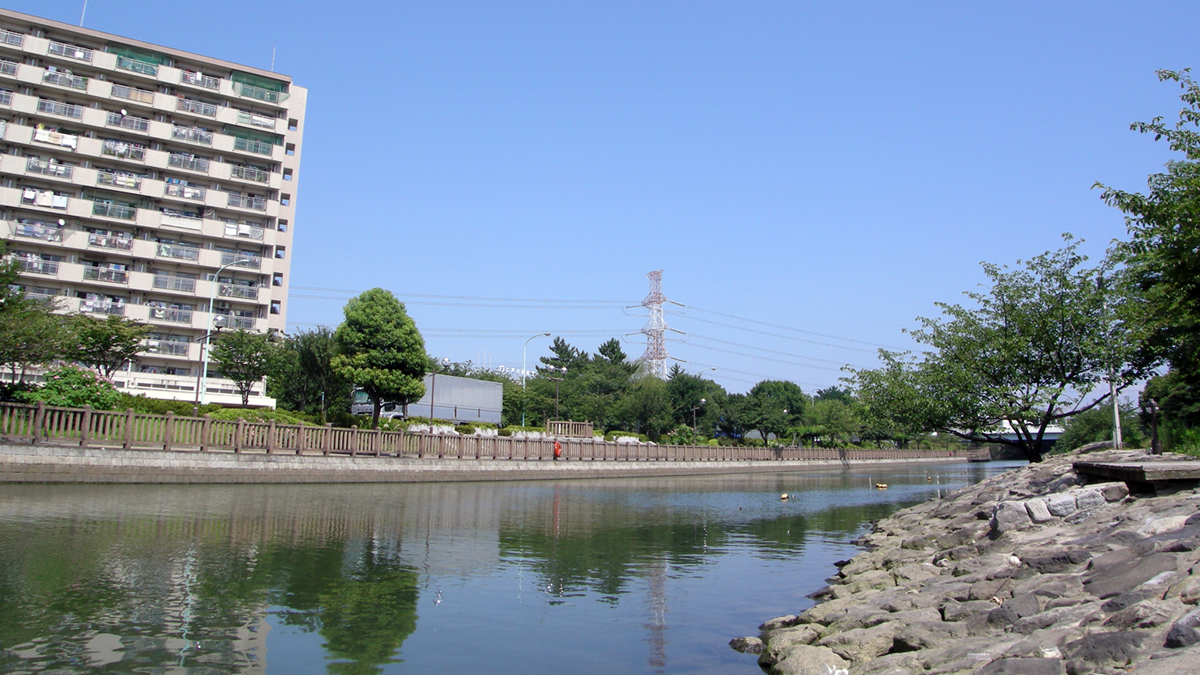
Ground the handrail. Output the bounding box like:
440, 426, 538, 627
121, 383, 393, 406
0, 401, 972, 463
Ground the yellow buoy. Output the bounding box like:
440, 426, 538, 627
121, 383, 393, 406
874, 483, 888, 489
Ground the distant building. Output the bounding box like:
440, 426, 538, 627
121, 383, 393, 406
0, 8, 305, 406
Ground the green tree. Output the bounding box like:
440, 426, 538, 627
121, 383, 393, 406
615, 376, 673, 441
69, 314, 150, 379
15, 365, 122, 409
211, 329, 275, 406
803, 398, 861, 447
0, 243, 70, 384
269, 327, 351, 422
332, 289, 426, 426
743, 380, 806, 443
1056, 402, 1146, 452
848, 240, 1148, 463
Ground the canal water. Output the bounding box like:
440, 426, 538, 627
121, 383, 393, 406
0, 461, 1020, 674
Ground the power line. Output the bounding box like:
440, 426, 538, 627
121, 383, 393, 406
290, 286, 626, 305
684, 304, 902, 350
670, 314, 880, 354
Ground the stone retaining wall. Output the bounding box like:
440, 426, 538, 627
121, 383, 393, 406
0, 443, 966, 484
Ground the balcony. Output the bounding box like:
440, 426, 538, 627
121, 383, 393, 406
156, 243, 200, 261
14, 222, 63, 243
21, 188, 68, 209
25, 158, 74, 179
48, 41, 92, 62
146, 340, 189, 356
233, 137, 274, 155
83, 267, 130, 284
88, 232, 134, 251
33, 128, 79, 150
0, 60, 15, 77
226, 193, 266, 211
219, 283, 259, 301
232, 82, 287, 104
116, 57, 158, 77
93, 201, 137, 220
79, 297, 125, 316
220, 252, 262, 269
237, 110, 277, 129
165, 183, 207, 201
96, 171, 142, 189
101, 140, 146, 161
214, 313, 256, 330
0, 29, 23, 47
43, 70, 87, 90
172, 126, 213, 145
148, 306, 193, 324
160, 212, 202, 231
168, 153, 209, 173
177, 98, 218, 116
180, 71, 220, 90
0, 90, 11, 106
229, 165, 270, 183
18, 259, 59, 275
223, 222, 265, 240
154, 275, 197, 292
106, 111, 150, 132
37, 99, 84, 119
110, 84, 154, 105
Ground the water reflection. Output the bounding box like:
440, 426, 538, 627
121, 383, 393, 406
0, 462, 1020, 674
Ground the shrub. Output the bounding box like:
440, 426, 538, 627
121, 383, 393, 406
205, 407, 312, 425
14, 366, 122, 410
604, 430, 648, 442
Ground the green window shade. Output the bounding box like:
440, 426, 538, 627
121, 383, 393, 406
222, 126, 283, 146
106, 45, 170, 65
230, 72, 287, 91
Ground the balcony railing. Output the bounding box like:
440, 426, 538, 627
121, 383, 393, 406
93, 201, 137, 220
43, 71, 87, 90
83, 267, 129, 284
232, 82, 287, 104
0, 60, 15, 77
220, 252, 262, 269
33, 128, 78, 149
236, 110, 277, 129
110, 84, 154, 104
48, 41, 92, 61
226, 193, 267, 211
88, 232, 134, 251
37, 99, 84, 119
176, 98, 217, 116
148, 306, 193, 324
79, 298, 125, 316
156, 243, 200, 261
168, 153, 209, 173
21, 189, 68, 209
223, 222, 265, 240
233, 137, 274, 155
106, 111, 150, 131
214, 314, 257, 330
165, 183, 207, 201
180, 71, 220, 90
18, 259, 60, 275
14, 223, 63, 242
0, 29, 23, 47
154, 275, 197, 292
96, 171, 142, 189
218, 284, 259, 300
0, 90, 11, 106
116, 57, 158, 76
25, 158, 73, 179
146, 340, 189, 356
160, 212, 202, 231
101, 140, 147, 161
172, 126, 213, 145
229, 165, 270, 183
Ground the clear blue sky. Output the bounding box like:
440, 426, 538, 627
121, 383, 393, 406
19, 1, 1200, 393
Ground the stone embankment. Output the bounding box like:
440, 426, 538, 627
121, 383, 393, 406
732, 448, 1200, 675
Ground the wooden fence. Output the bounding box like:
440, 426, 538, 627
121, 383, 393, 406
0, 402, 969, 462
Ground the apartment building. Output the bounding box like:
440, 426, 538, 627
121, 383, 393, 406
0, 8, 304, 407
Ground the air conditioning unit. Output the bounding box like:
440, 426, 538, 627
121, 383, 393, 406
216, 301, 230, 309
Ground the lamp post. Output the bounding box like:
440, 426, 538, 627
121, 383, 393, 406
192, 317, 226, 412
546, 366, 567, 419
430, 356, 449, 420
1142, 398, 1161, 455
521, 332, 550, 426
691, 397, 706, 433
197, 258, 254, 406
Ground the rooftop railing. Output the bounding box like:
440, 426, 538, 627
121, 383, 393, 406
176, 98, 217, 116
14, 222, 63, 243
25, 157, 73, 179
168, 153, 209, 173
156, 243, 200, 261
229, 165, 269, 183
148, 306, 193, 324
154, 275, 197, 292
233, 137, 273, 156
110, 84, 154, 104
48, 41, 92, 61
83, 267, 129, 284
101, 140, 147, 161
88, 232, 134, 251
218, 284, 259, 301
116, 57, 158, 77
42, 70, 87, 90
180, 71, 220, 90
106, 111, 149, 131
92, 201, 137, 220
96, 171, 142, 189
172, 126, 213, 145
37, 99, 83, 119
226, 193, 267, 211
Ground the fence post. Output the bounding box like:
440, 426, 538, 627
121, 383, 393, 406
79, 405, 92, 448
32, 401, 45, 445
200, 415, 211, 452
123, 408, 134, 449
235, 418, 244, 453
350, 427, 358, 458
323, 423, 332, 456
267, 420, 276, 454
373, 428, 381, 457
164, 412, 174, 452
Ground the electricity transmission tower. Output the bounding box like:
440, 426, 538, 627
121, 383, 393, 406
639, 270, 670, 379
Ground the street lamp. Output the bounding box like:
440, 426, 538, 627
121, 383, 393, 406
192, 316, 226, 412
546, 366, 567, 420
197, 258, 254, 406
691, 397, 706, 433
521, 332, 551, 426
430, 356, 450, 420
1141, 398, 1161, 455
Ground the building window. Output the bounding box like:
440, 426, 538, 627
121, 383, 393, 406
280, 194, 290, 206
272, 273, 283, 286
277, 219, 287, 232
285, 143, 295, 156
283, 169, 292, 181
274, 246, 285, 259
270, 300, 281, 315
287, 119, 298, 131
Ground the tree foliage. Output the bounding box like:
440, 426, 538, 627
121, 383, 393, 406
268, 327, 352, 422
332, 289, 427, 426
69, 314, 150, 379
211, 329, 275, 406
14, 365, 122, 410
